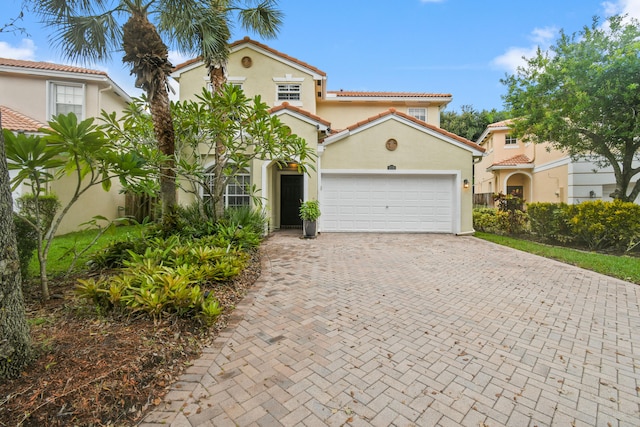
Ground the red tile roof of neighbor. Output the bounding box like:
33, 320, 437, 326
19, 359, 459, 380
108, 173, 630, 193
327, 90, 452, 98
492, 154, 532, 166
343, 108, 484, 152
0, 57, 107, 75
487, 119, 514, 128
269, 102, 331, 127
173, 37, 327, 77
0, 106, 46, 132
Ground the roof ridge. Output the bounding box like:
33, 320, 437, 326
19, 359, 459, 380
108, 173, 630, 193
173, 37, 327, 77
343, 109, 484, 152
0, 57, 106, 75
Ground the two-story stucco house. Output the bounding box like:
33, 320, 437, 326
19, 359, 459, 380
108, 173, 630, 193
172, 37, 484, 234
0, 58, 132, 234
474, 119, 640, 205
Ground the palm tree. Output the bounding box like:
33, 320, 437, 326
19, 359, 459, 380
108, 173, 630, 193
31, 0, 177, 217
167, 0, 283, 219
31, 0, 282, 221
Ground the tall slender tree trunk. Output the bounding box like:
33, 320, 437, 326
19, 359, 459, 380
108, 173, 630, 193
210, 64, 228, 220
0, 112, 32, 379
123, 9, 176, 220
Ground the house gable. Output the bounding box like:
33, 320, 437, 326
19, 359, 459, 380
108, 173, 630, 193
324, 109, 484, 156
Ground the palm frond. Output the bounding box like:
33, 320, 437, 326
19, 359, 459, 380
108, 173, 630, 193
50, 13, 123, 63
237, 0, 283, 39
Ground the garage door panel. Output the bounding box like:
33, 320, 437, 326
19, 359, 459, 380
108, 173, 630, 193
321, 174, 454, 233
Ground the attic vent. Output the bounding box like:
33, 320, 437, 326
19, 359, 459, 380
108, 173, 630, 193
241, 56, 252, 68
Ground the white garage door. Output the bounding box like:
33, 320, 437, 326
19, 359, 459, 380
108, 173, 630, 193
321, 173, 455, 232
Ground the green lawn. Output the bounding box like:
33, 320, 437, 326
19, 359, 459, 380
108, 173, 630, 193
27, 224, 145, 278
475, 232, 640, 284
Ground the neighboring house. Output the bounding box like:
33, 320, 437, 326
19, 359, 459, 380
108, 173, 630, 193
172, 37, 484, 234
474, 119, 640, 205
0, 58, 132, 234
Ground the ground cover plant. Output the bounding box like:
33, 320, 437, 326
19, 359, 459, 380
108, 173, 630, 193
0, 206, 266, 426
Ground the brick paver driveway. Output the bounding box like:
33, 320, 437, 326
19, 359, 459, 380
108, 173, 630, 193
141, 233, 640, 427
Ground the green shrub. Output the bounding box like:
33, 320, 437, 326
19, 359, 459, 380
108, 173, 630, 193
527, 202, 572, 242
223, 206, 267, 235
16, 193, 60, 232
473, 208, 502, 233
13, 214, 38, 278
568, 200, 640, 251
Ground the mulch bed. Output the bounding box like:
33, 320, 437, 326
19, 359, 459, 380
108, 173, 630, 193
0, 251, 261, 427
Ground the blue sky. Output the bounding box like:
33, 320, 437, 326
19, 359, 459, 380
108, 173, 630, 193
2, 0, 639, 112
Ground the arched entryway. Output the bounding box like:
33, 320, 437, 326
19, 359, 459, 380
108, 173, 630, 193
503, 171, 532, 202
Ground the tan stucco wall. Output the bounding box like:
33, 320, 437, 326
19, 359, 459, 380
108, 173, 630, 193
533, 164, 568, 203
177, 47, 319, 114
322, 119, 475, 234
50, 176, 126, 235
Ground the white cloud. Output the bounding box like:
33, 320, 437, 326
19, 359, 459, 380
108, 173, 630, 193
0, 39, 36, 60
492, 46, 539, 74
602, 0, 640, 19
530, 26, 558, 44
491, 26, 557, 74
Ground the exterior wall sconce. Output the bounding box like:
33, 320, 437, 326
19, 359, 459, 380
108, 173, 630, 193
589, 190, 596, 198
463, 179, 469, 189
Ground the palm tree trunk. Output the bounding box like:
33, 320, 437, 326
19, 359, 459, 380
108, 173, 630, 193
0, 111, 33, 379
210, 64, 228, 220
123, 8, 176, 219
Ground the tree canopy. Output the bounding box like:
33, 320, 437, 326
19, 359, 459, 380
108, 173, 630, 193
502, 15, 640, 202
440, 105, 510, 142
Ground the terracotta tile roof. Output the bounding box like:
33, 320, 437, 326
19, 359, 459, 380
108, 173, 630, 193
327, 90, 452, 99
0, 57, 107, 76
269, 102, 331, 127
343, 108, 484, 152
173, 37, 327, 77
492, 154, 532, 166
0, 106, 46, 132
487, 119, 514, 128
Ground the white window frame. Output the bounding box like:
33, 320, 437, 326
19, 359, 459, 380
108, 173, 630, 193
505, 134, 518, 145
408, 108, 426, 122
48, 81, 85, 121
276, 83, 301, 101
203, 166, 251, 209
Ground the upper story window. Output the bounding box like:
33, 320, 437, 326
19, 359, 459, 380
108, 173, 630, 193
277, 84, 301, 101
50, 82, 84, 120
505, 134, 518, 145
408, 108, 426, 122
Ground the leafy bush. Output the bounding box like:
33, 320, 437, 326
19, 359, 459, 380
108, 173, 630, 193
494, 193, 528, 234
13, 214, 38, 278
473, 208, 502, 233
527, 202, 572, 243
223, 206, 267, 235
16, 193, 60, 232
81, 229, 253, 322
568, 200, 640, 251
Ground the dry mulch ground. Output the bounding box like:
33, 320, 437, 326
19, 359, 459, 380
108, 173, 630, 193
0, 252, 261, 427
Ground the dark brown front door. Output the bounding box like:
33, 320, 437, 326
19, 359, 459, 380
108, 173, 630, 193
280, 175, 303, 228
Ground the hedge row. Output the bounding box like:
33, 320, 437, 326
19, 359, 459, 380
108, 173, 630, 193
474, 200, 640, 252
